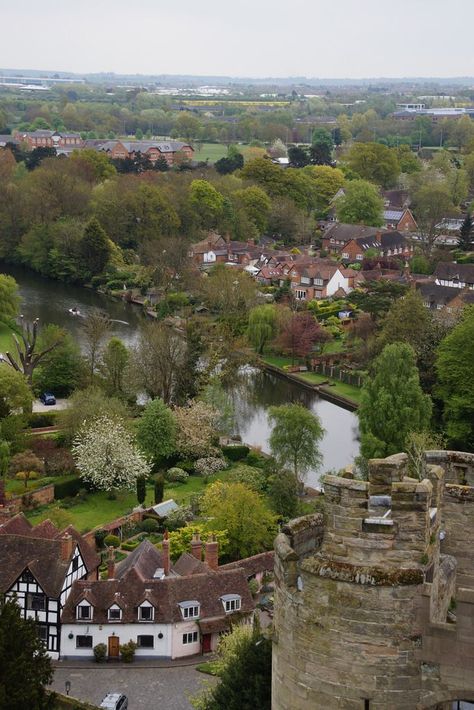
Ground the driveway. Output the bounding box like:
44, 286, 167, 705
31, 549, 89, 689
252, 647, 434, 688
52, 662, 215, 710
33, 398, 70, 413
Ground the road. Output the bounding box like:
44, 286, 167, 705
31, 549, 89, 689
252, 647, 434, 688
52, 663, 215, 710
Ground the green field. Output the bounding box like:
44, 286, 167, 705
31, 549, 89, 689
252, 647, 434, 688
192, 143, 258, 164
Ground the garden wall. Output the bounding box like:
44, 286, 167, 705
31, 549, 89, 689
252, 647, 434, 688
3, 483, 55, 514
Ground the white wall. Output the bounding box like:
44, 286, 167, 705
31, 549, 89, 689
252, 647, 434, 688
61, 623, 172, 659
171, 620, 202, 659
326, 269, 350, 297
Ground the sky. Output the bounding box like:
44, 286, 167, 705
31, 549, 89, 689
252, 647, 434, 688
1, 0, 474, 79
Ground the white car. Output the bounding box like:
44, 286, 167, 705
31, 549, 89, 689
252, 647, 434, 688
100, 694, 128, 710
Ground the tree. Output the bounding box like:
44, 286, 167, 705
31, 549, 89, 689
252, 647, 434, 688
3, 318, 64, 386
0, 274, 20, 320
0, 439, 9, 478
377, 290, 432, 356
335, 180, 384, 227
192, 624, 271, 710
458, 213, 473, 251
247, 304, 278, 355
215, 146, 244, 175
58, 386, 128, 442
411, 180, 455, 255
350, 280, 407, 321
137, 398, 177, 469
233, 186, 271, 235
78, 218, 112, 279
201, 378, 235, 437
188, 180, 225, 230
101, 337, 129, 397
268, 404, 324, 486
359, 343, 432, 459
33, 325, 83, 397
174, 400, 218, 459
304, 165, 345, 212
277, 312, 329, 364
0, 366, 32, 418
154, 474, 165, 504
131, 322, 186, 404
435, 306, 474, 450
200, 481, 277, 560
266, 463, 299, 519
310, 128, 334, 165
82, 309, 111, 383
288, 145, 310, 168
345, 142, 400, 188
0, 597, 54, 710
136, 475, 146, 506
72, 415, 151, 491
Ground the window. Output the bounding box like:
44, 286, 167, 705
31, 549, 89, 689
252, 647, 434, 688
221, 595, 241, 613
108, 606, 122, 621
341, 252, 349, 259
72, 556, 79, 572
27, 593, 46, 612
37, 624, 48, 643
76, 635, 93, 649
137, 635, 154, 648
139, 605, 154, 622
182, 632, 198, 645
77, 604, 92, 621
355, 254, 363, 261
183, 606, 199, 619
314, 278, 323, 286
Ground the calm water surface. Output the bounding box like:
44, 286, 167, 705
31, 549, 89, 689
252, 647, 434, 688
1, 264, 360, 486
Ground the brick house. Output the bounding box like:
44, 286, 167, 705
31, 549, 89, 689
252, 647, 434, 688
417, 282, 474, 311
0, 514, 99, 659
91, 139, 194, 167
339, 231, 413, 263
60, 535, 265, 660
383, 208, 418, 232
283, 261, 356, 300
14, 130, 83, 150
322, 223, 382, 255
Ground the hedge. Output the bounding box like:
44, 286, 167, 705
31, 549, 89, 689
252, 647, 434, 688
54, 476, 83, 499
222, 445, 250, 462
28, 412, 57, 429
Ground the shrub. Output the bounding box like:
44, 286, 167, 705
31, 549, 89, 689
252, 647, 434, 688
27, 412, 57, 429
93, 643, 107, 663
9, 451, 45, 477
228, 464, 265, 491
15, 470, 40, 481
248, 578, 260, 597
104, 534, 120, 548
30, 438, 57, 457
222, 445, 250, 461
45, 449, 76, 476
94, 529, 107, 549
54, 476, 83, 499
120, 640, 137, 663
175, 460, 195, 474
166, 467, 189, 483
165, 505, 193, 531
154, 474, 165, 504
140, 518, 159, 533
245, 451, 267, 468
121, 540, 140, 551
194, 457, 227, 477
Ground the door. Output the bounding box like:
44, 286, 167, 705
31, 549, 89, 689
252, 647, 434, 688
108, 635, 120, 659
202, 634, 212, 653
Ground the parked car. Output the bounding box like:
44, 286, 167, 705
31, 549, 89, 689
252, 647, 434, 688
99, 694, 128, 710
39, 392, 56, 406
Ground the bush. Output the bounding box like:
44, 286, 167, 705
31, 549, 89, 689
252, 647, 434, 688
165, 505, 193, 531
194, 456, 227, 477
120, 640, 137, 663
228, 464, 265, 491
9, 450, 45, 477
222, 445, 250, 461
248, 578, 260, 597
154, 474, 165, 504
103, 534, 120, 548
121, 540, 140, 551
94, 529, 107, 549
15, 470, 40, 481
175, 459, 195, 474
27, 412, 57, 429
54, 476, 83, 499
245, 451, 267, 468
93, 643, 107, 663
45, 449, 76, 476
139, 518, 159, 533
166, 467, 189, 483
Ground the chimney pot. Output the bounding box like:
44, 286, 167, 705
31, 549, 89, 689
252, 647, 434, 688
190, 532, 202, 561
60, 533, 74, 562
162, 530, 170, 576
107, 546, 116, 580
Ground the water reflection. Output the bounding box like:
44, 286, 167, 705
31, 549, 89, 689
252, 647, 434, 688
227, 368, 360, 488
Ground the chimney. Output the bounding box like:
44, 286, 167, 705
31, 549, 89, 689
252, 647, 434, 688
205, 535, 219, 572
162, 531, 170, 576
60, 533, 74, 562
190, 532, 202, 561
375, 230, 382, 243
107, 546, 115, 580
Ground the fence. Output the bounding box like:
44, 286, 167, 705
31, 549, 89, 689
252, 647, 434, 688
313, 361, 365, 388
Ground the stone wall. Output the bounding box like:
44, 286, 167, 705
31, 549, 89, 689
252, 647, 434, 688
0, 483, 55, 515
272, 451, 474, 710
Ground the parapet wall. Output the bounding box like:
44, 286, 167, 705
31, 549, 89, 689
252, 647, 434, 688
272, 451, 474, 710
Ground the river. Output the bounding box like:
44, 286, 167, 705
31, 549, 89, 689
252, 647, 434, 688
1, 264, 360, 486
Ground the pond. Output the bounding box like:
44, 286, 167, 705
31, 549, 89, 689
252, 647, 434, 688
1, 264, 360, 486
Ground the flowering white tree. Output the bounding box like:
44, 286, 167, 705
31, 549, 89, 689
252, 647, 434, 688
174, 401, 218, 458
72, 416, 151, 491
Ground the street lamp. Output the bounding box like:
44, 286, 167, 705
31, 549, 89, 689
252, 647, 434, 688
65, 680, 71, 696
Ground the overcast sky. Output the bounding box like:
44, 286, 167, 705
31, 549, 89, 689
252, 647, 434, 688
2, 0, 474, 79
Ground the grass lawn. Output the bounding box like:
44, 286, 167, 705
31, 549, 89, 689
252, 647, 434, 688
297, 371, 362, 405
262, 353, 303, 369
6, 476, 57, 496
192, 143, 257, 164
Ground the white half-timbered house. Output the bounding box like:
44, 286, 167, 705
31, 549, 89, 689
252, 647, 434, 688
0, 515, 99, 659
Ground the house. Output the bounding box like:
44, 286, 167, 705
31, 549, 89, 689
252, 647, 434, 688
434, 262, 474, 290
382, 208, 417, 232
338, 231, 413, 263
285, 261, 354, 300
13, 130, 83, 151
60, 535, 256, 660
417, 281, 474, 311
0, 514, 100, 659
89, 139, 194, 167
322, 223, 381, 254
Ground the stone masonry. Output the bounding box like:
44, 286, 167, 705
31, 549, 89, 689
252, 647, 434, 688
272, 451, 474, 710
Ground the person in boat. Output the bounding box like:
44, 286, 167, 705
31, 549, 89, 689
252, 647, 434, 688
69, 307, 80, 315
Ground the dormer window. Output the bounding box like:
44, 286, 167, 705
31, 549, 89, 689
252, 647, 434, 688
221, 594, 241, 613
77, 601, 92, 621
108, 604, 122, 621
178, 601, 200, 619
138, 602, 154, 622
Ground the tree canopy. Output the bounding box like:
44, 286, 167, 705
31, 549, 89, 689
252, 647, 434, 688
137, 397, 177, 467
335, 179, 384, 226
268, 403, 324, 485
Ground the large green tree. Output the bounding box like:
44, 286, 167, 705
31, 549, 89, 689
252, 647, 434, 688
335, 180, 384, 227
377, 290, 432, 356
188, 180, 225, 230
0, 366, 32, 418
310, 128, 334, 165
247, 304, 278, 354
345, 142, 400, 188
100, 337, 129, 397
33, 325, 83, 397
0, 597, 54, 710
78, 218, 112, 278
359, 343, 432, 459
0, 274, 20, 320
268, 403, 324, 485
137, 397, 177, 469
435, 306, 474, 450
